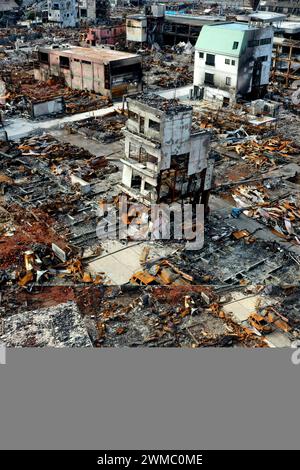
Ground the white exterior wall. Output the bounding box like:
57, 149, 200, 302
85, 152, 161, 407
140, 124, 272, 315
48, 0, 77, 27
125, 102, 194, 172
126, 18, 147, 43
193, 25, 273, 103
121, 99, 211, 205
194, 50, 239, 102
78, 0, 96, 20
121, 132, 209, 202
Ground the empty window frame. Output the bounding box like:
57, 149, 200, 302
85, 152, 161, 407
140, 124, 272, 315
39, 52, 49, 64
225, 58, 230, 65
59, 56, 70, 68
225, 77, 231, 86
144, 182, 154, 191
204, 72, 214, 85
140, 116, 145, 133
257, 55, 268, 62
260, 37, 272, 45
104, 63, 110, 89
128, 143, 139, 161
170, 153, 189, 170
205, 53, 215, 66
248, 40, 259, 47
128, 110, 139, 122
140, 148, 157, 164
131, 174, 142, 189
149, 119, 160, 132
233, 41, 239, 50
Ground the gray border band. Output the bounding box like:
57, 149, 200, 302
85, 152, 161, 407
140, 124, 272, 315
0, 348, 300, 450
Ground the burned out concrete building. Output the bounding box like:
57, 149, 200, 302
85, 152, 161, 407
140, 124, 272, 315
85, 23, 126, 46
78, 0, 97, 21
126, 6, 226, 47
193, 18, 276, 105
78, 0, 111, 22
126, 14, 148, 45
259, 0, 300, 15
34, 46, 142, 99
119, 94, 212, 209
47, 0, 77, 28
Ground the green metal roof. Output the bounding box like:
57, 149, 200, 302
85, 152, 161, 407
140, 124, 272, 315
195, 23, 250, 57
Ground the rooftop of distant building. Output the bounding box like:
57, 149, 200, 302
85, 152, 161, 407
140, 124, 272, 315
39, 46, 139, 63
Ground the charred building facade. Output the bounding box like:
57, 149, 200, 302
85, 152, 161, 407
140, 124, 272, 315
119, 94, 213, 210
34, 46, 142, 99
125, 6, 226, 47
47, 0, 77, 28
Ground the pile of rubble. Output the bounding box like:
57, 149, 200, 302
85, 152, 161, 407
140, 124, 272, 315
192, 106, 275, 137
143, 49, 193, 91
3, 283, 299, 348
65, 111, 127, 143
227, 136, 300, 168
232, 186, 300, 245
2, 71, 110, 119
0, 133, 120, 287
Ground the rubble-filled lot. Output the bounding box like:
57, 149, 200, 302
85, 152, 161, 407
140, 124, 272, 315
3, 72, 111, 119
1, 99, 300, 293
1, 18, 300, 348
142, 46, 194, 91
0, 132, 120, 286
1, 284, 299, 348
64, 111, 127, 143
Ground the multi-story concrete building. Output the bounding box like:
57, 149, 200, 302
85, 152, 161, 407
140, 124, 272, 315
125, 7, 226, 47
193, 18, 275, 105
126, 15, 148, 44
34, 46, 142, 99
259, 0, 300, 15
86, 23, 126, 46
78, 0, 96, 21
47, 0, 77, 27
119, 94, 212, 209
78, 0, 110, 22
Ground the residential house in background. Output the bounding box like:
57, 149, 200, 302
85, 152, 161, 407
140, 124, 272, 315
193, 19, 276, 105
119, 94, 212, 210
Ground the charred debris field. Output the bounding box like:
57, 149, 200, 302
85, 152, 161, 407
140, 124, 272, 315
1, 4, 300, 348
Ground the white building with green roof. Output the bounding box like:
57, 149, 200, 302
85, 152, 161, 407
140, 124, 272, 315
193, 22, 274, 105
